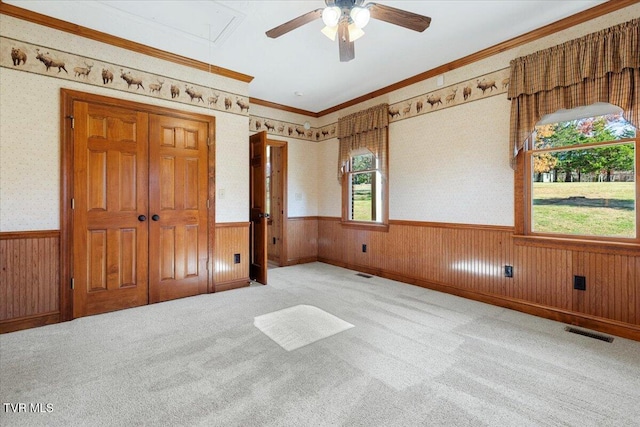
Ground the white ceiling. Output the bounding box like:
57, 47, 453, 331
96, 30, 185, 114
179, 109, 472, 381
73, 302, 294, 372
5, 0, 607, 113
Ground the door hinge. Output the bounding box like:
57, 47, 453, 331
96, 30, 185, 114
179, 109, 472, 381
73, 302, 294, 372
67, 115, 75, 129
70, 277, 75, 290
207, 199, 210, 209
207, 137, 212, 146
71, 198, 75, 209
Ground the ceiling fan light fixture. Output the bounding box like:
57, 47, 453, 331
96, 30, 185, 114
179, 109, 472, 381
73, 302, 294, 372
322, 6, 341, 27
321, 25, 338, 41
347, 23, 365, 42
350, 6, 370, 28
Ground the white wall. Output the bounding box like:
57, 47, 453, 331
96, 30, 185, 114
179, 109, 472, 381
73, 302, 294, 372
389, 95, 513, 225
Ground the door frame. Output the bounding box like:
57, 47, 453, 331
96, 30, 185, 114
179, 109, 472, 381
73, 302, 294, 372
266, 138, 288, 266
59, 89, 216, 321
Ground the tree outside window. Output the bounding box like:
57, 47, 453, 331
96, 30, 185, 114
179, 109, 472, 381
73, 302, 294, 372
347, 150, 382, 222
529, 113, 637, 239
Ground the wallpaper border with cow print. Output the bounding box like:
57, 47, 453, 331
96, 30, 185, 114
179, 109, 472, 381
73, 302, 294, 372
1, 36, 250, 117
249, 68, 510, 143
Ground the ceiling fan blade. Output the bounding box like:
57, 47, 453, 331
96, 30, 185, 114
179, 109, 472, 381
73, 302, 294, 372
368, 3, 431, 32
338, 19, 355, 62
265, 8, 323, 38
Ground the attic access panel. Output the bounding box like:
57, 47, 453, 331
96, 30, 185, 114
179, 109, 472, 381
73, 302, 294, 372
97, 0, 244, 46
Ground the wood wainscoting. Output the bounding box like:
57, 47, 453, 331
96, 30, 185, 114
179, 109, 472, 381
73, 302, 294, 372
1, 224, 249, 333
317, 217, 640, 341
0, 231, 60, 333
285, 217, 318, 266
214, 222, 250, 291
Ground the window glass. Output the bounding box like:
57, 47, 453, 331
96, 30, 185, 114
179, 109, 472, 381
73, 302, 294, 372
530, 114, 636, 238
347, 151, 382, 222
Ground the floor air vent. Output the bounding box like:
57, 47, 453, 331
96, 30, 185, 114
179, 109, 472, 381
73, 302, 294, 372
355, 273, 372, 278
564, 326, 614, 343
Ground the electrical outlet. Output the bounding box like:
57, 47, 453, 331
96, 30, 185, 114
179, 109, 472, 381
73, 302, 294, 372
574, 275, 586, 291
504, 265, 513, 278
362, 244, 367, 253
234, 253, 241, 264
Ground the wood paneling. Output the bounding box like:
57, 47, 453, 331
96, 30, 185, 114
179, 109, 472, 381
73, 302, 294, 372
317, 217, 640, 340
214, 223, 250, 291
0, 231, 60, 331
286, 217, 318, 265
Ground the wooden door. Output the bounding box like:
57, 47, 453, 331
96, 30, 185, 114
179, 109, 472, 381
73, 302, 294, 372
148, 114, 209, 302
73, 101, 149, 317
250, 131, 268, 284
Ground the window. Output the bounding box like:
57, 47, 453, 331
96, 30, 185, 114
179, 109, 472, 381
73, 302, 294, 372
344, 149, 383, 222
525, 109, 638, 242
337, 103, 389, 229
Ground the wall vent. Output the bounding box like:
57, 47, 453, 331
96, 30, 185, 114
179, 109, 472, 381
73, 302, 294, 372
564, 326, 613, 343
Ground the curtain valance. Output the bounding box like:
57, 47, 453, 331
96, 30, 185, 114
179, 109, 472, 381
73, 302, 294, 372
508, 18, 639, 168
337, 104, 389, 181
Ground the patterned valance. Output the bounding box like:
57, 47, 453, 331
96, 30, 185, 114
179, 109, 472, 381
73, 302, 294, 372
338, 104, 389, 182
508, 18, 639, 168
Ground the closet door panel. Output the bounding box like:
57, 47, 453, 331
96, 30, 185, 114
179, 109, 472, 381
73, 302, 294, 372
73, 101, 149, 317
148, 115, 209, 303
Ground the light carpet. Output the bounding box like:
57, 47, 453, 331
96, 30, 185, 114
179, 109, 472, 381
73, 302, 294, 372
1, 262, 639, 426
254, 304, 354, 351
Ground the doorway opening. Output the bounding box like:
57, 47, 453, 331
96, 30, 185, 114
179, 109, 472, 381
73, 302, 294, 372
250, 131, 287, 285
266, 140, 287, 268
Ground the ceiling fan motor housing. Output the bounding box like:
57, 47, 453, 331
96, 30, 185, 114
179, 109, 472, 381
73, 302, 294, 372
325, 0, 368, 25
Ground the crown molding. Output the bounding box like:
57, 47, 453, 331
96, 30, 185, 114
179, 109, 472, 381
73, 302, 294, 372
2, 0, 636, 115
0, 0, 254, 84
250, 98, 319, 118
316, 0, 640, 116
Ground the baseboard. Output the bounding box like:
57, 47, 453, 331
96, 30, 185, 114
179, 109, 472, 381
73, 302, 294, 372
318, 257, 640, 342
214, 278, 250, 292
283, 256, 318, 266
0, 312, 61, 334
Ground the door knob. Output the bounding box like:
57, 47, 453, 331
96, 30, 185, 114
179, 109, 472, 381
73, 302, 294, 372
152, 214, 160, 221
138, 215, 147, 222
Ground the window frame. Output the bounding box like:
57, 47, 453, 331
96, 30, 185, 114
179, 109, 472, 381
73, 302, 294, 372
341, 149, 389, 231
515, 114, 640, 254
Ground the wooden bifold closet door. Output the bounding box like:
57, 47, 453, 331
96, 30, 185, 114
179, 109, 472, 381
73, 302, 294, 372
72, 100, 209, 318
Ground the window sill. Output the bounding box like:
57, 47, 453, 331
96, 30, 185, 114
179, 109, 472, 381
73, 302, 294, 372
341, 220, 390, 232
513, 234, 640, 256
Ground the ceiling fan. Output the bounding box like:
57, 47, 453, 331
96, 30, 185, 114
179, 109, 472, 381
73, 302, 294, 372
265, 0, 431, 62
